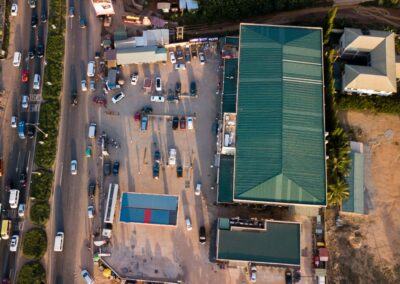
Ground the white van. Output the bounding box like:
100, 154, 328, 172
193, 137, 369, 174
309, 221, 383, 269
13, 52, 21, 67
33, 74, 41, 90
54, 232, 64, 252
87, 61, 95, 78
9, 189, 20, 209
88, 123, 96, 138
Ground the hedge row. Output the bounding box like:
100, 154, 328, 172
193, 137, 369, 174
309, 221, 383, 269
1, 0, 11, 58
337, 94, 400, 114
16, 261, 46, 284
22, 228, 48, 260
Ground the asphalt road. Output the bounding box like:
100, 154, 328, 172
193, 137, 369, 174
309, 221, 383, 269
48, 1, 102, 283
0, 0, 48, 281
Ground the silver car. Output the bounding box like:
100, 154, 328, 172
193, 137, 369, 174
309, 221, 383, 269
71, 160, 77, 175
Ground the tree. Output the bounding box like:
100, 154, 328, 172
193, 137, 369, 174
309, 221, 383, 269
328, 147, 351, 180
30, 172, 53, 201
17, 261, 46, 284
323, 7, 337, 45
30, 201, 50, 225
22, 228, 47, 260
328, 177, 350, 207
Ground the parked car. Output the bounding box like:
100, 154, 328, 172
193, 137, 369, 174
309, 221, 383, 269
87, 206, 94, 218
199, 52, 206, 65
186, 218, 192, 231
172, 116, 179, 130
18, 204, 25, 217
81, 80, 87, 92
168, 148, 176, 166
250, 265, 257, 283
71, 92, 78, 106
285, 269, 292, 284
150, 95, 165, 103
155, 77, 162, 92
134, 111, 141, 122
190, 81, 197, 96
21, 95, 28, 109
195, 183, 201, 196
68, 6, 74, 18
103, 160, 111, 176
154, 150, 161, 163
71, 160, 77, 175
88, 182, 96, 198
41, 11, 47, 23
175, 82, 181, 96
169, 51, 176, 64
187, 117, 194, 130
21, 71, 28, 82
180, 117, 186, 129
131, 72, 138, 85
174, 63, 186, 70
81, 269, 94, 284
199, 226, 206, 244
191, 46, 197, 58
185, 50, 191, 63
113, 161, 120, 176
11, 116, 17, 128
112, 92, 125, 103
176, 47, 183, 60
140, 116, 148, 131
11, 4, 18, 16
153, 162, 160, 180
9, 235, 19, 252
31, 15, 38, 28
177, 166, 183, 178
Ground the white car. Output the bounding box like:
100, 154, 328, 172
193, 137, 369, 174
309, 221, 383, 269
174, 63, 186, 70
81, 80, 87, 92
11, 116, 17, 128
195, 183, 201, 196
250, 265, 257, 283
11, 3, 18, 16
169, 51, 176, 64
112, 92, 125, 104
33, 74, 40, 90
81, 269, 94, 284
150, 95, 165, 103
10, 235, 19, 252
168, 148, 176, 166
87, 206, 94, 218
187, 117, 193, 130
155, 77, 162, 92
131, 73, 138, 85
71, 160, 77, 175
21, 95, 28, 109
199, 52, 206, 65
186, 218, 192, 231
18, 204, 25, 217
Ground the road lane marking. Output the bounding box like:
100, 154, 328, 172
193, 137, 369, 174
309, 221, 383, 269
16, 151, 21, 172
26, 151, 31, 172
59, 164, 64, 184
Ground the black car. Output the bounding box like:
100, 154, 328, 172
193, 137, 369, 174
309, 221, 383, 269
37, 45, 44, 58
191, 46, 197, 58
20, 172, 27, 187
113, 161, 120, 176
41, 11, 47, 23
103, 160, 111, 176
31, 15, 38, 28
176, 48, 183, 60
142, 106, 153, 114
28, 48, 35, 59
154, 150, 160, 163
71, 92, 78, 106
88, 182, 96, 198
153, 162, 160, 180
175, 82, 181, 96
79, 17, 87, 28
27, 125, 35, 138
285, 269, 292, 284
177, 166, 183, 178
199, 226, 206, 244
172, 116, 179, 130
190, 81, 196, 97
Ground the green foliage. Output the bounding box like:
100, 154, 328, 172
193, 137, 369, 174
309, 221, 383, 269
324, 49, 338, 131
30, 171, 53, 201
22, 228, 47, 260
1, 0, 12, 58
30, 201, 50, 225
337, 94, 400, 114
323, 7, 337, 45
328, 177, 350, 206
17, 261, 46, 284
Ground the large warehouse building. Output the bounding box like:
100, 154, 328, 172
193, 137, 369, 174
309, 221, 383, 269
218, 24, 327, 208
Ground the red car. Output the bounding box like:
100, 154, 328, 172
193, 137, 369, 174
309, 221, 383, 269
180, 116, 186, 129
21, 71, 28, 82
134, 111, 141, 122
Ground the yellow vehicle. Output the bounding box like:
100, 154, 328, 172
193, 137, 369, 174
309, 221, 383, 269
1, 220, 11, 240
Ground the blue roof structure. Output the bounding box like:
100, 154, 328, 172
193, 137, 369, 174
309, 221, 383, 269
343, 151, 365, 214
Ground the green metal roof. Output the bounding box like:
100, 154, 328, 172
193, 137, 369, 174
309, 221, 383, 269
218, 155, 234, 203
217, 218, 300, 265
343, 151, 365, 214
234, 24, 326, 206
223, 59, 238, 113
225, 36, 239, 46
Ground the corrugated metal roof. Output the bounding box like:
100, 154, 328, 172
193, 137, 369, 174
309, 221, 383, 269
343, 151, 365, 214
217, 218, 301, 265
116, 46, 167, 65
223, 59, 238, 113
234, 24, 326, 206
218, 155, 234, 203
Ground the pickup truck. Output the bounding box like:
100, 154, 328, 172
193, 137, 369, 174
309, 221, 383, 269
168, 149, 176, 166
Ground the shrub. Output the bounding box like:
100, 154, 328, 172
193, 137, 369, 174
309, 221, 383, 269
337, 94, 400, 114
30, 172, 53, 201
16, 261, 46, 284
30, 201, 50, 225
22, 228, 47, 260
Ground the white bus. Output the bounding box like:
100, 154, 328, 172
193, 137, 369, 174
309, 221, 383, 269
9, 189, 20, 209
102, 183, 118, 238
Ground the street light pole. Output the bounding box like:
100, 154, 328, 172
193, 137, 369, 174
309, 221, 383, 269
26, 123, 49, 138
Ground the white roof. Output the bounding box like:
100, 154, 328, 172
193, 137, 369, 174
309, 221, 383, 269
342, 28, 396, 93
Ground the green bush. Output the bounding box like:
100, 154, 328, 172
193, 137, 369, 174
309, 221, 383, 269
30, 172, 53, 201
30, 201, 50, 225
22, 228, 47, 260
16, 261, 46, 284
337, 94, 400, 114
1, 0, 12, 58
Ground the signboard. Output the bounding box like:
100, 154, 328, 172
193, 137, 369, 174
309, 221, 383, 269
91, 0, 115, 16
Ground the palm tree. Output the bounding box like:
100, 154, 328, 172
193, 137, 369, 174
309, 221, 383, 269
328, 178, 350, 207
328, 146, 351, 180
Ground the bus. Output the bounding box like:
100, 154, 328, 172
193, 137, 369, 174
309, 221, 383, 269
102, 183, 118, 238
1, 220, 11, 240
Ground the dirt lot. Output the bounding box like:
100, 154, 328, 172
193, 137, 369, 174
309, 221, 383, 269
326, 111, 400, 283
